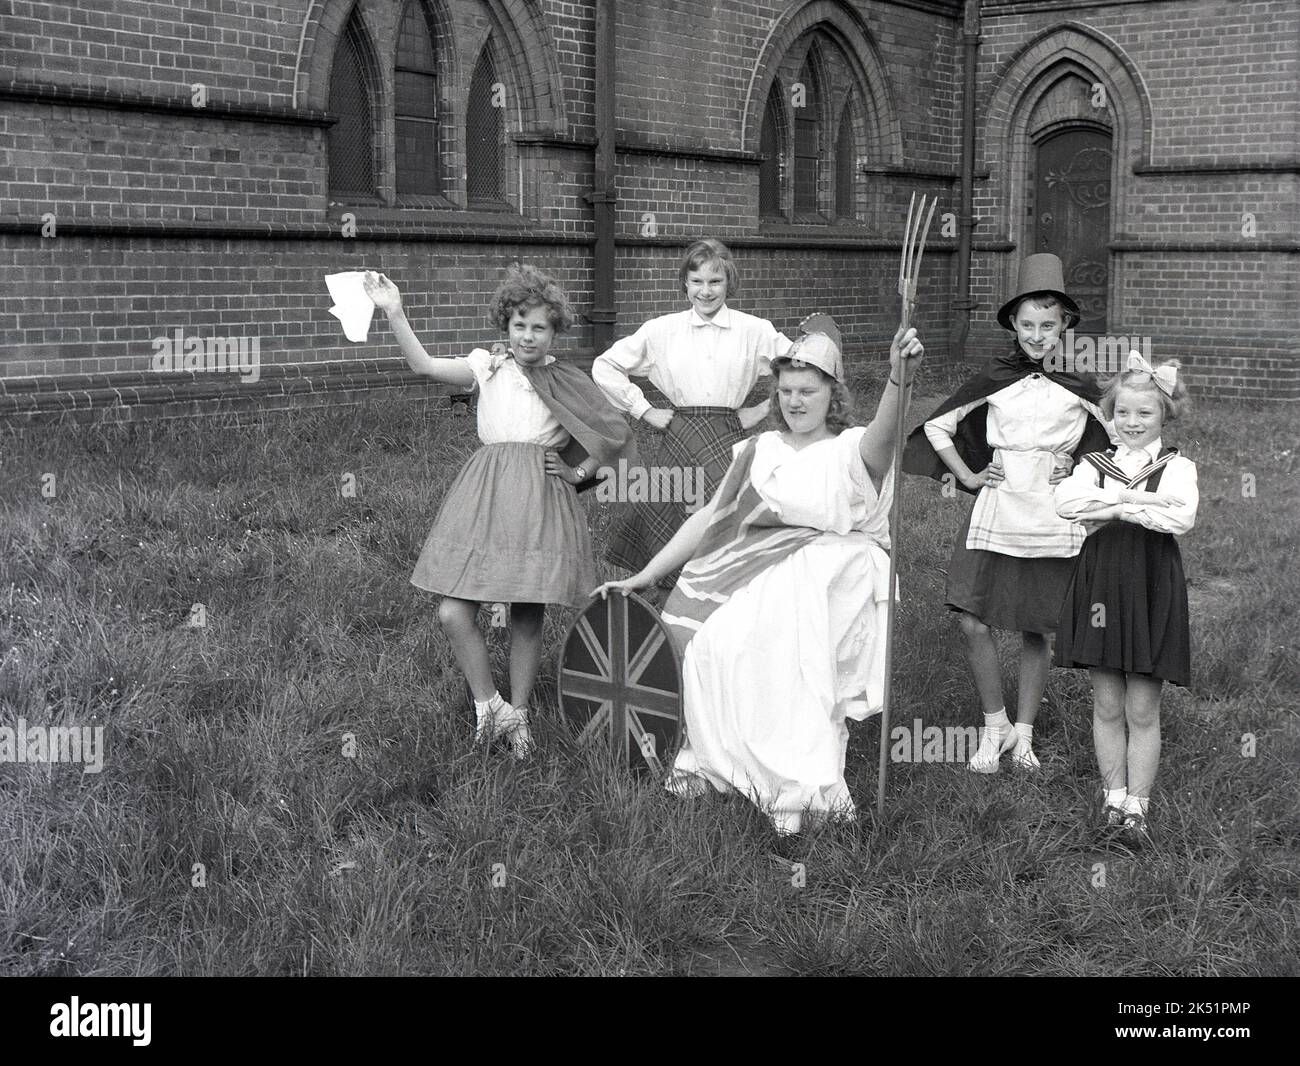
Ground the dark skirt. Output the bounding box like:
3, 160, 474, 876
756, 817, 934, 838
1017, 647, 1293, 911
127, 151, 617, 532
1054, 521, 1191, 687
944, 502, 1076, 635
410, 441, 596, 608
605, 406, 745, 587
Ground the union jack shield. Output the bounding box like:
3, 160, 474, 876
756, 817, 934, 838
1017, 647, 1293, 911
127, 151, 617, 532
557, 591, 683, 775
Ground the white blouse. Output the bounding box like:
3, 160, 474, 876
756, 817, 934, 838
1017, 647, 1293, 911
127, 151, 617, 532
465, 347, 569, 448
1054, 438, 1199, 535
747, 428, 892, 548
924, 373, 1117, 557
593, 305, 794, 417
923, 372, 1111, 459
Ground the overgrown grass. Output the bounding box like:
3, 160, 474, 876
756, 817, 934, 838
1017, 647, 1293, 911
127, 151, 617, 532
1, 375, 1296, 975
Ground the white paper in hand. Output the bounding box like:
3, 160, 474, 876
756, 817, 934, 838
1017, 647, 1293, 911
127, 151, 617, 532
325, 271, 375, 342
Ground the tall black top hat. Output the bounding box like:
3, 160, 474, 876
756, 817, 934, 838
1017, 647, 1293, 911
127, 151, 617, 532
996, 253, 1081, 331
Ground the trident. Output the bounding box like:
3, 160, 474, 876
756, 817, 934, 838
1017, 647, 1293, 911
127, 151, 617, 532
877, 192, 936, 820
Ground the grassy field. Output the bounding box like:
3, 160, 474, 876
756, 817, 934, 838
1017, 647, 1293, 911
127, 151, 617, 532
1, 366, 1296, 976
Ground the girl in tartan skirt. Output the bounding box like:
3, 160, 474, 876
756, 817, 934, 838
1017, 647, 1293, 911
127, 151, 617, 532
592, 238, 794, 592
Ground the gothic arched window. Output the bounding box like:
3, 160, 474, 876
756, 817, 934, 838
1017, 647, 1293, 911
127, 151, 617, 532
792, 58, 821, 217
394, 0, 441, 197
327, 18, 375, 196
466, 44, 506, 206
834, 101, 857, 219
758, 85, 785, 219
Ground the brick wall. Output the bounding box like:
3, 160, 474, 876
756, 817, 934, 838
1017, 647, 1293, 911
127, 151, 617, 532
0, 0, 1295, 406
969, 0, 1299, 396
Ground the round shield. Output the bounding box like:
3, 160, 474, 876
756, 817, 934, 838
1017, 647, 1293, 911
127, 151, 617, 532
557, 591, 684, 774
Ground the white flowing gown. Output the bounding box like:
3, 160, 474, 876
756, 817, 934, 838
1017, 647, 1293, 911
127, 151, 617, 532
666, 427, 895, 834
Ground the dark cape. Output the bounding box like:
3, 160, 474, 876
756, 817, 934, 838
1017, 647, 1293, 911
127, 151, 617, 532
901, 345, 1111, 495
518, 359, 638, 494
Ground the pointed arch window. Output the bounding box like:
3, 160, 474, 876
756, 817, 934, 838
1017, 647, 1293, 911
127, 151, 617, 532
466, 44, 506, 206
834, 101, 856, 219
395, 0, 441, 197
755, 26, 884, 230
758, 85, 784, 219
793, 59, 821, 216
327, 18, 375, 196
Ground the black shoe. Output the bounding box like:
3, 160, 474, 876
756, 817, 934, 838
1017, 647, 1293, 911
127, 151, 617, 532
1116, 812, 1152, 850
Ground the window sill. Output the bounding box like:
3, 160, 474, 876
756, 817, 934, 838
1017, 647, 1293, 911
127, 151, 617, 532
337, 203, 528, 228
759, 219, 872, 235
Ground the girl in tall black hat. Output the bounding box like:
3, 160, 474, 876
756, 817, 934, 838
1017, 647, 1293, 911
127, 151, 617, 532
902, 254, 1115, 772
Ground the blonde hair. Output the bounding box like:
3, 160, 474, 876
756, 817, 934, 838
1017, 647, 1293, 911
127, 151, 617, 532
1101, 359, 1190, 422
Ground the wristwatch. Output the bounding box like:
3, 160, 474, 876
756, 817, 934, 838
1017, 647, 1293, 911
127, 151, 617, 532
574, 464, 588, 481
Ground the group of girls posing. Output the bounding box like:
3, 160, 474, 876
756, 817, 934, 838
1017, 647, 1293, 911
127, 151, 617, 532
363, 242, 1195, 847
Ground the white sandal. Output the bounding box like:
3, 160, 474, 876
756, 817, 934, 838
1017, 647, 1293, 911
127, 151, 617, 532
968, 724, 1017, 773
474, 693, 534, 759
502, 705, 533, 760
1010, 736, 1041, 770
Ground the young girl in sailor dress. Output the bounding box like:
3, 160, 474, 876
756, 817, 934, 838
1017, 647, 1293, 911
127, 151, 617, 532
1054, 356, 1197, 847
364, 264, 631, 757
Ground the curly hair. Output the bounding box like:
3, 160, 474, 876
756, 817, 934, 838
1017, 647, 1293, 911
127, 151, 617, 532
766, 360, 857, 435
487, 262, 575, 333
678, 238, 739, 299
1100, 359, 1191, 423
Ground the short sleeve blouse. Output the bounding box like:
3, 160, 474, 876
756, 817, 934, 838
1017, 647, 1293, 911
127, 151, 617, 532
464, 348, 569, 448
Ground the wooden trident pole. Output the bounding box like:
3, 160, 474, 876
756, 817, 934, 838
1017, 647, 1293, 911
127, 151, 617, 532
876, 192, 936, 821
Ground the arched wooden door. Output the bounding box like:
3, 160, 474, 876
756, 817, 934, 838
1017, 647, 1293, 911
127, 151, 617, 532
1033, 127, 1112, 334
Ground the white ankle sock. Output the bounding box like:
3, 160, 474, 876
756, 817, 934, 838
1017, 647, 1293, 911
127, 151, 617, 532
1013, 722, 1033, 743
1104, 787, 1128, 809
474, 691, 503, 714
984, 708, 1010, 730
1123, 794, 1149, 816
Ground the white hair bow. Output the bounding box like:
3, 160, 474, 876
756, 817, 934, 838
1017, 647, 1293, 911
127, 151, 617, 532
1126, 350, 1177, 396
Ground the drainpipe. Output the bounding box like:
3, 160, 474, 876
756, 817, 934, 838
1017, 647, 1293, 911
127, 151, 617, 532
952, 0, 980, 359
588, 0, 618, 356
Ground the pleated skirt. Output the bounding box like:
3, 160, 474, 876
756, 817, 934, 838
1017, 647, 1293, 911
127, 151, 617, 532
410, 441, 596, 608
1054, 521, 1190, 687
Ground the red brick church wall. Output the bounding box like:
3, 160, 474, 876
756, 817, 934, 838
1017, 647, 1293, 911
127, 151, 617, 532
0, 0, 1294, 417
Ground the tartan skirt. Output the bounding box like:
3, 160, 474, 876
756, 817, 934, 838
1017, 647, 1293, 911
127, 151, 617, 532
605, 406, 745, 586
